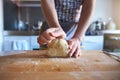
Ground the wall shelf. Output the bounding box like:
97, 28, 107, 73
11, 0, 41, 7
16, 4, 41, 7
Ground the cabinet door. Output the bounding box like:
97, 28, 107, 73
3, 36, 31, 51
82, 36, 104, 50
30, 36, 40, 50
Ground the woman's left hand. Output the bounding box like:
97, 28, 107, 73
67, 38, 81, 58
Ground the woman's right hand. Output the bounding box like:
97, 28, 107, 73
37, 27, 66, 45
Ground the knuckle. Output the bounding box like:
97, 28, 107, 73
46, 28, 52, 33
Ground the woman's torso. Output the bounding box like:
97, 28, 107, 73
42, 0, 83, 39
55, 0, 83, 22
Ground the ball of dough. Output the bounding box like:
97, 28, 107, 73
47, 39, 69, 57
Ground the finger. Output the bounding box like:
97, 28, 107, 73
67, 40, 71, 45
69, 45, 77, 57
74, 47, 80, 58
42, 32, 55, 40
52, 31, 66, 38
53, 31, 66, 38
37, 37, 46, 45
37, 35, 49, 45
67, 40, 74, 50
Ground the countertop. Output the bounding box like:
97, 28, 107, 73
101, 30, 120, 34
0, 50, 120, 80
3, 31, 39, 36
3, 30, 120, 36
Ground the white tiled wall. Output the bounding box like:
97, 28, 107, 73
93, 0, 120, 29
112, 0, 120, 29
92, 0, 112, 21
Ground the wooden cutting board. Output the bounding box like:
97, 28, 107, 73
0, 50, 120, 80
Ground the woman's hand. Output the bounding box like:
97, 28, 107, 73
37, 27, 66, 45
67, 38, 81, 58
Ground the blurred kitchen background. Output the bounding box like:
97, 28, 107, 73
0, 0, 120, 53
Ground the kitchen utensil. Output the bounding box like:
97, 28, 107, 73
103, 51, 120, 62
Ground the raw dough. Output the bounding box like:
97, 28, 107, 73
47, 39, 69, 57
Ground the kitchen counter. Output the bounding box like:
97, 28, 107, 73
4, 30, 120, 36
4, 31, 39, 36
101, 30, 120, 34
0, 50, 120, 80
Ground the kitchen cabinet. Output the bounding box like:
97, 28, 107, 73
82, 36, 104, 50
3, 35, 104, 51
3, 36, 40, 51
30, 36, 39, 50
3, 36, 31, 51
104, 32, 120, 52
3, 0, 18, 30
3, 0, 44, 31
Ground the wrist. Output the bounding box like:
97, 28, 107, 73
48, 21, 61, 28
72, 36, 84, 48
72, 36, 83, 42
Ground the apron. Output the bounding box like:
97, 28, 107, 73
40, 21, 78, 40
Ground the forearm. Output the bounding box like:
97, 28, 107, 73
73, 0, 96, 41
41, 0, 60, 28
